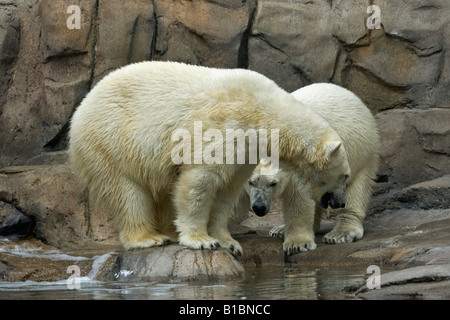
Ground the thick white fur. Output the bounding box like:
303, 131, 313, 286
244, 84, 380, 248
69, 62, 350, 255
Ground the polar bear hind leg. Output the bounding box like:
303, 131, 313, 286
154, 194, 179, 243
112, 177, 172, 250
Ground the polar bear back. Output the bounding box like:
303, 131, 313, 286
69, 61, 299, 197
292, 83, 379, 176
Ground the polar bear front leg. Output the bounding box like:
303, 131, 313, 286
208, 164, 255, 257
269, 224, 285, 238
173, 167, 222, 250
281, 182, 317, 255
322, 169, 370, 244
270, 205, 323, 238
208, 210, 243, 257
322, 210, 364, 244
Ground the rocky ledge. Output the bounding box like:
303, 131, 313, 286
1, 155, 450, 299
0, 0, 449, 300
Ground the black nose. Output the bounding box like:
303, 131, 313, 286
321, 192, 345, 209
320, 192, 332, 209
331, 198, 345, 209
320, 192, 345, 209
251, 203, 267, 217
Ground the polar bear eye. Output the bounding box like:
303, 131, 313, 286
270, 182, 277, 187
249, 181, 256, 187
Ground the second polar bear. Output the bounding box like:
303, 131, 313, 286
69, 62, 352, 256
241, 83, 379, 246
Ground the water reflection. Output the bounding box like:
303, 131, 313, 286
0, 264, 365, 300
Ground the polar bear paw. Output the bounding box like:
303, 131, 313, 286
283, 238, 317, 256
179, 233, 221, 250
218, 239, 243, 257
121, 233, 172, 250
269, 225, 285, 238
322, 228, 363, 244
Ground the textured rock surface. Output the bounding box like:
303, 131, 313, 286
1, 0, 449, 188
0, 162, 119, 248
345, 264, 450, 300
248, 0, 338, 91
0, 0, 449, 291
153, 0, 255, 68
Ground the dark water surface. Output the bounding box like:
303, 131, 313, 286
0, 264, 366, 300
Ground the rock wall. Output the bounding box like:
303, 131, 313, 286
1, 0, 449, 187
0, 0, 449, 249
0, 1, 450, 291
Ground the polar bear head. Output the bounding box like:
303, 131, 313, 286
310, 140, 351, 209
246, 140, 350, 215
245, 161, 290, 217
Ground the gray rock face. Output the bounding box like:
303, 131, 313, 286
249, 0, 338, 91
153, 0, 256, 68
0, 0, 449, 292
1, 0, 448, 186
346, 264, 450, 300
0, 163, 119, 248
395, 175, 450, 209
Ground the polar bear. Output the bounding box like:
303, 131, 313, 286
243, 84, 380, 249
232, 161, 323, 250
69, 62, 351, 256
229, 160, 291, 221
245, 160, 290, 218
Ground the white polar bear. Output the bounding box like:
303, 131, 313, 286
242, 84, 380, 248
69, 62, 351, 256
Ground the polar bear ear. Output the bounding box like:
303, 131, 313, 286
323, 141, 342, 159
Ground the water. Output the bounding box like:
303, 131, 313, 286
0, 241, 91, 261
0, 264, 365, 300
0, 238, 366, 300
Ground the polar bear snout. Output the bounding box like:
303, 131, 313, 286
320, 192, 345, 209
251, 202, 269, 217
